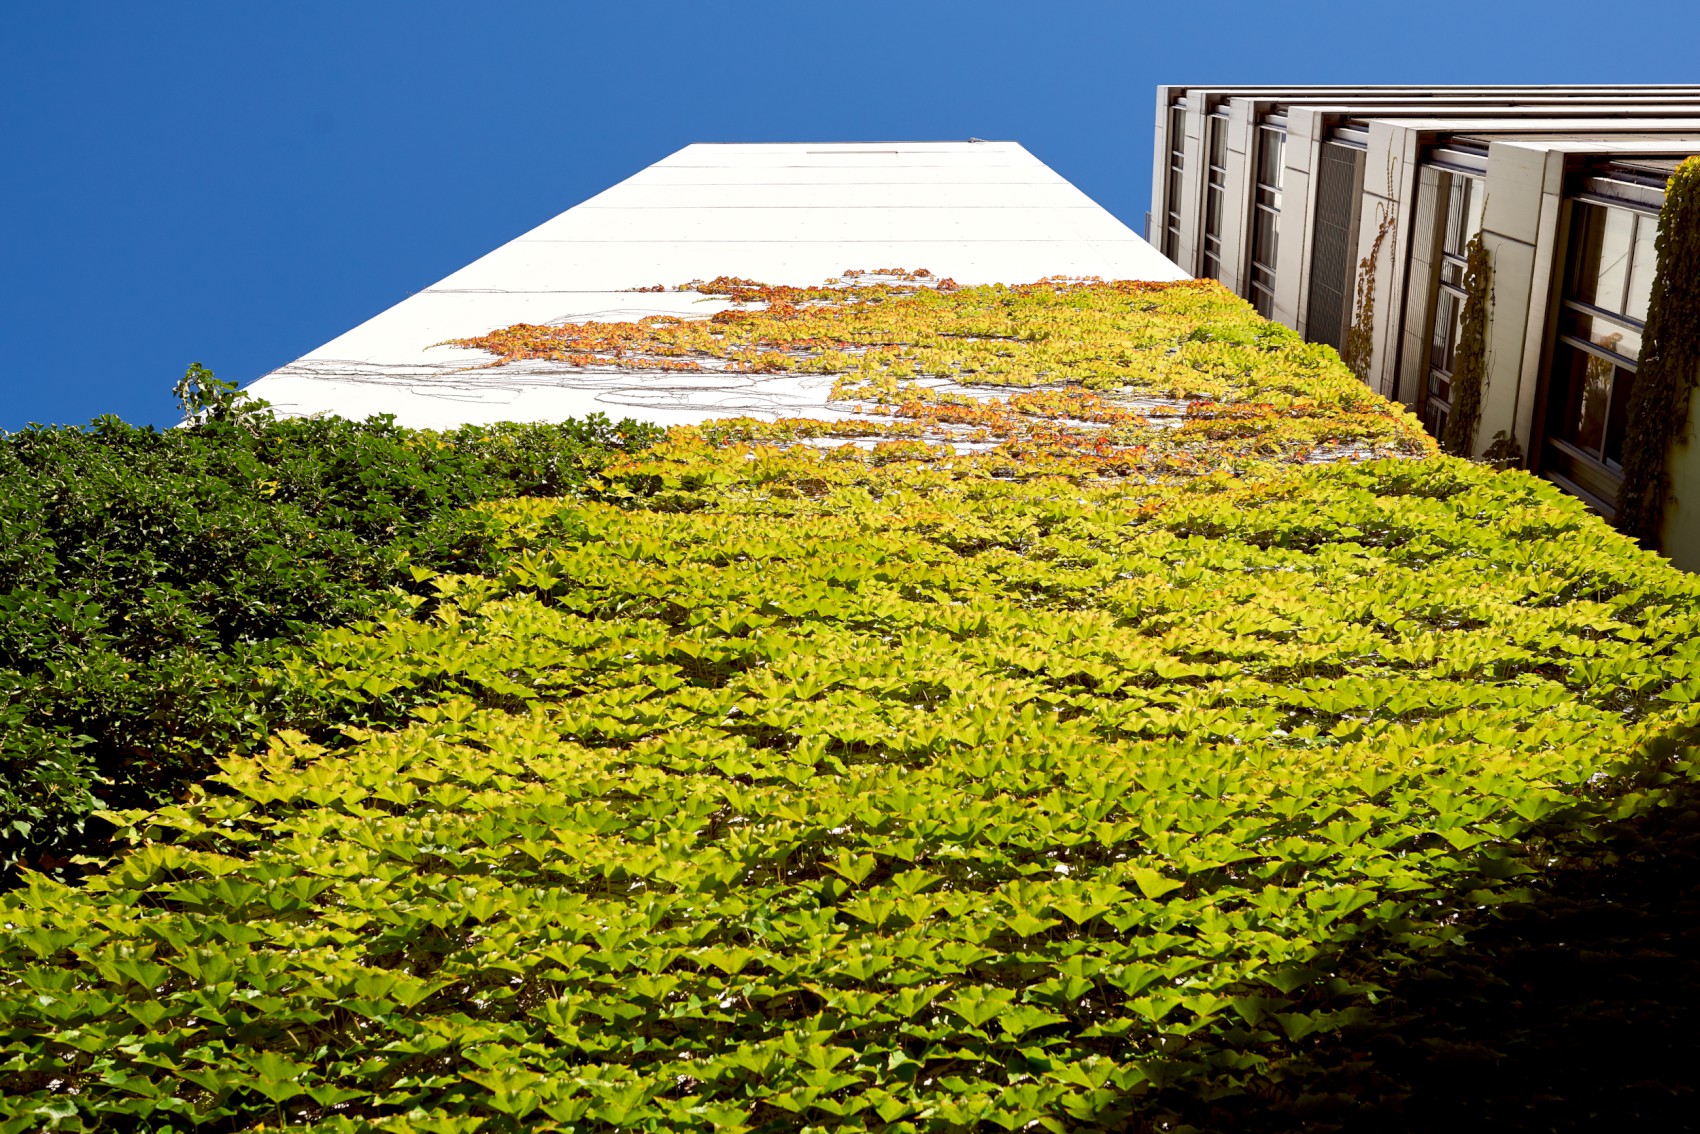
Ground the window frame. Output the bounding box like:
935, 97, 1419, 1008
1534, 195, 1660, 515
1248, 124, 1285, 318
1201, 113, 1229, 280
1419, 173, 1483, 440
1165, 106, 1186, 262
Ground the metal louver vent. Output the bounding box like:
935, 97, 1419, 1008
1307, 142, 1366, 352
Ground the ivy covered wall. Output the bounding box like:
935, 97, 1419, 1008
1620, 156, 1700, 562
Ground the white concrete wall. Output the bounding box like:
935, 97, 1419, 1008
1284, 108, 1325, 338
1152, 88, 1176, 248
1174, 91, 1210, 275
1506, 149, 1567, 459
1472, 142, 1562, 457
1353, 123, 1421, 398
1217, 99, 1258, 296
247, 141, 1185, 430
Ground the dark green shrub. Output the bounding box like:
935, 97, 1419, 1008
0, 370, 661, 878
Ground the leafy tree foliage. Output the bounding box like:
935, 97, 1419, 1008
0, 371, 660, 877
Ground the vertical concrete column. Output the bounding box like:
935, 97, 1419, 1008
1174, 91, 1212, 275
1510, 150, 1567, 458
1476, 141, 1550, 456
1355, 123, 1419, 398
1217, 98, 1258, 297
1151, 87, 1176, 249
1280, 108, 1325, 334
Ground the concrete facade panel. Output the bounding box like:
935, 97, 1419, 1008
1484, 142, 1549, 246
1477, 231, 1535, 454
1217, 99, 1256, 294
1286, 109, 1324, 337
1513, 177, 1566, 453
1176, 93, 1208, 273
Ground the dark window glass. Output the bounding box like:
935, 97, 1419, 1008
1539, 197, 1657, 505
1420, 173, 1483, 441
1442, 177, 1482, 259
1547, 342, 1637, 469
1252, 210, 1278, 268
1257, 128, 1284, 191
1163, 108, 1185, 258
1430, 289, 1460, 375
1248, 126, 1284, 304
1536, 192, 1667, 516
1605, 367, 1636, 466
1566, 348, 1614, 455
1562, 309, 1641, 363
1198, 116, 1229, 281
1428, 369, 1452, 403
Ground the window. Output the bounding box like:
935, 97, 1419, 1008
1165, 107, 1186, 261
1249, 126, 1284, 318
1420, 175, 1484, 439
1201, 115, 1228, 280
1540, 200, 1658, 511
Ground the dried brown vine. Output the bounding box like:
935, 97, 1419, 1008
1341, 161, 1401, 388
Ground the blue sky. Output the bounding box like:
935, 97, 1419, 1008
4, 1, 1698, 429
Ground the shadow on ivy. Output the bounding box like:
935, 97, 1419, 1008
1180, 732, 1700, 1134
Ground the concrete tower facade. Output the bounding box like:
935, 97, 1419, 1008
248, 141, 1183, 430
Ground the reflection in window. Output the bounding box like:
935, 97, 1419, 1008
1201, 115, 1228, 280
1165, 107, 1186, 262
1421, 174, 1482, 439
1571, 353, 1614, 455
1570, 205, 1634, 313
1540, 199, 1658, 508
1551, 344, 1637, 468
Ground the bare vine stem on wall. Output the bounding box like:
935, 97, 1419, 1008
1341, 158, 1401, 390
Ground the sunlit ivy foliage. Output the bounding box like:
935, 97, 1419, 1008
3, 425, 1698, 1130
448, 275, 1436, 470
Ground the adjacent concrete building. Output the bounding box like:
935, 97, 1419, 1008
1153, 86, 1700, 568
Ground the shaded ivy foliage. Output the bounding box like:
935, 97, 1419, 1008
0, 371, 661, 878
1617, 155, 1700, 544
